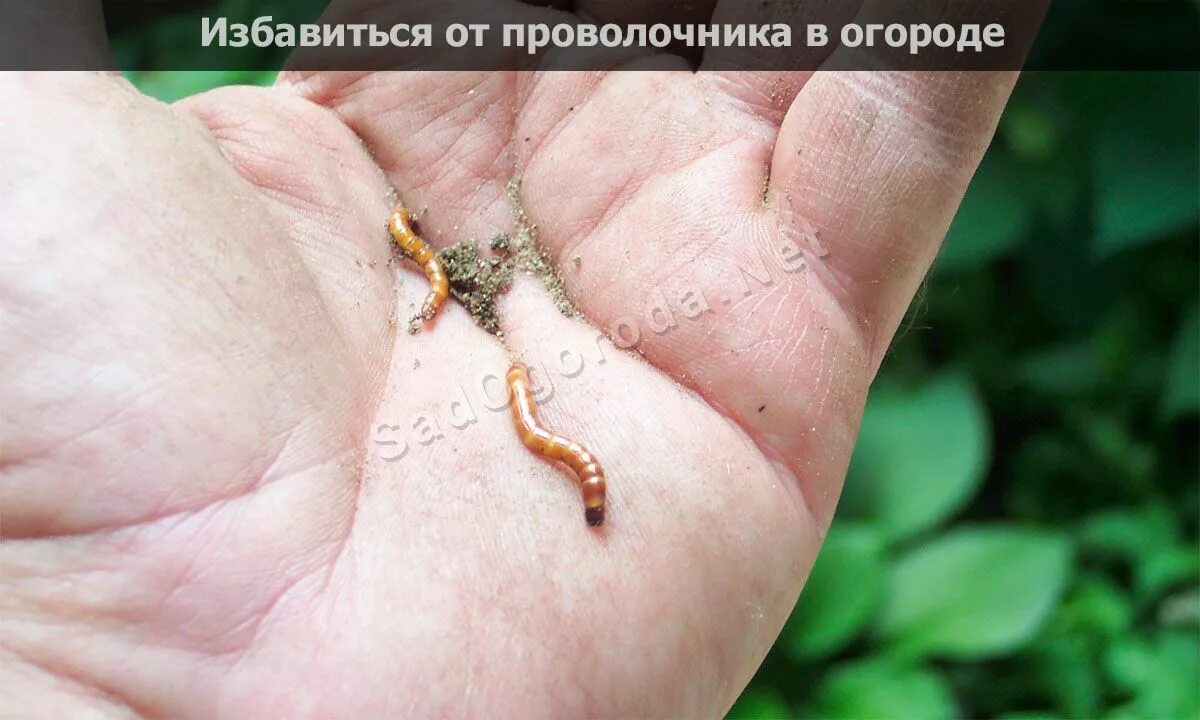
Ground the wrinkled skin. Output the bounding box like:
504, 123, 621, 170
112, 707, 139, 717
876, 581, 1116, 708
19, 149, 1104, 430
0, 67, 1015, 717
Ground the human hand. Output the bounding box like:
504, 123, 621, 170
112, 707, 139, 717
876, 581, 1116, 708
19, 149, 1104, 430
0, 68, 1015, 717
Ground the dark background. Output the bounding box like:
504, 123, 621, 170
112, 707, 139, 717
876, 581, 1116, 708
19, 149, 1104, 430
120, 1, 1199, 717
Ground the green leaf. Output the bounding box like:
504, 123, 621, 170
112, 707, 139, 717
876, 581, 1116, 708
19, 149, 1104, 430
845, 373, 990, 542
1092, 75, 1200, 256
1076, 504, 1196, 599
1077, 504, 1177, 562
1162, 303, 1200, 420
1139, 546, 1200, 600
938, 151, 1034, 273
1105, 631, 1200, 720
785, 523, 885, 659
1001, 97, 1061, 162
1060, 576, 1133, 639
726, 688, 791, 720
1073, 413, 1154, 489
1030, 575, 1130, 718
1032, 631, 1103, 720
809, 660, 957, 720
878, 526, 1072, 659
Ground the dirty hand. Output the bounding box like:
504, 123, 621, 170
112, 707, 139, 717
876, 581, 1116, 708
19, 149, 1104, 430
1, 70, 1015, 717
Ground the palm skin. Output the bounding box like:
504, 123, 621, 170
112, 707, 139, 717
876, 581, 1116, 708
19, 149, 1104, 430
0, 69, 1015, 717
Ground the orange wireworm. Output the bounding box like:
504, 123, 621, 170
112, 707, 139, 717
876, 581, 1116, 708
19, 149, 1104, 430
388, 207, 448, 326
507, 363, 607, 526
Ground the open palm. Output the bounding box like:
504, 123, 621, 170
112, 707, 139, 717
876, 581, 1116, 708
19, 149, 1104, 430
1, 68, 1015, 717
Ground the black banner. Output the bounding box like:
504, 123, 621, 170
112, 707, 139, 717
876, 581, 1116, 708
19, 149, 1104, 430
2, 0, 1197, 71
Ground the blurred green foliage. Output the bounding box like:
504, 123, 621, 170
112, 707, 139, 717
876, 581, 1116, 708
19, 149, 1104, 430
731, 68, 1199, 720
121, 2, 1198, 717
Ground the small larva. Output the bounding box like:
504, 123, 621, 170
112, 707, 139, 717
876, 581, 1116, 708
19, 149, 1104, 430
388, 207, 449, 326
507, 362, 607, 526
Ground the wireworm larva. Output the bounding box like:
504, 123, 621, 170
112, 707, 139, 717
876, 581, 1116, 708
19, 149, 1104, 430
507, 362, 607, 526
388, 207, 449, 325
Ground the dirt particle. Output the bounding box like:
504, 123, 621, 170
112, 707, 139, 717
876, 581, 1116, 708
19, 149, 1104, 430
436, 237, 514, 335
402, 178, 581, 336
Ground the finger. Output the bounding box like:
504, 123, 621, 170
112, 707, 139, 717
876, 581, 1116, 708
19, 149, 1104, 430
698, 71, 813, 126
768, 70, 1019, 370
517, 71, 778, 263
279, 71, 519, 245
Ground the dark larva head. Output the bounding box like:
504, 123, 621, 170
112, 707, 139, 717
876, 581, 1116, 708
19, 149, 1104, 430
585, 506, 604, 526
